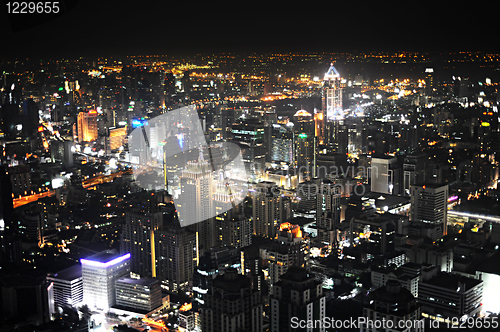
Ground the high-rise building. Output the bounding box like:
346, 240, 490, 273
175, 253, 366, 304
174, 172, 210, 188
240, 245, 267, 295
77, 110, 98, 142
270, 267, 325, 332
314, 111, 325, 145
115, 277, 162, 313
316, 180, 341, 248
0, 165, 14, 264
230, 117, 266, 173
348, 214, 397, 255
361, 280, 423, 332
326, 119, 348, 155
316, 179, 341, 218
403, 153, 427, 197
121, 201, 199, 293
8, 164, 31, 197
109, 126, 127, 150
262, 223, 310, 293
371, 156, 401, 195
296, 178, 321, 213
294, 110, 315, 180
347, 105, 365, 156
179, 156, 215, 252
410, 184, 449, 237
323, 63, 346, 155
81, 250, 131, 310
252, 182, 287, 239
215, 208, 252, 249
155, 220, 199, 293
323, 63, 342, 121
201, 268, 263, 332
22, 210, 43, 247
121, 209, 163, 278
425, 68, 434, 97
418, 272, 483, 323
267, 123, 294, 164
47, 264, 83, 309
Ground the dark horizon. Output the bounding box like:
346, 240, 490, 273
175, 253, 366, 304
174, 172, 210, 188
2, 0, 499, 59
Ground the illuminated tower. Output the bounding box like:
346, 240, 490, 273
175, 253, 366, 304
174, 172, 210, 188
314, 110, 325, 145
347, 105, 365, 156
81, 250, 130, 310
77, 110, 98, 142
316, 180, 341, 248
121, 209, 163, 278
323, 64, 347, 154
252, 181, 286, 239
425, 67, 434, 96
265, 223, 309, 289
179, 154, 215, 252
323, 63, 343, 121
294, 110, 315, 180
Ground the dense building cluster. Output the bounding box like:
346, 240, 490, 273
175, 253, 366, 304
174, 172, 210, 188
0, 50, 500, 331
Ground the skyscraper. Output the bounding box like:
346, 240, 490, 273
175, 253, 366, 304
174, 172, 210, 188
361, 280, 423, 332
323, 63, 342, 121
252, 181, 287, 239
294, 110, 315, 180
81, 250, 131, 310
316, 180, 341, 248
155, 220, 199, 293
179, 156, 215, 252
262, 223, 310, 293
121, 200, 199, 293
46, 264, 83, 310
115, 277, 162, 312
201, 268, 263, 332
121, 209, 163, 278
410, 183, 449, 237
215, 208, 252, 249
403, 153, 427, 197
77, 110, 98, 142
371, 156, 400, 195
268, 123, 294, 164
0, 165, 14, 265
270, 267, 325, 332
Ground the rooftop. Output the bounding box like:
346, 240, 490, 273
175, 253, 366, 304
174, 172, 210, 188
81, 249, 130, 266
422, 272, 482, 292
48, 264, 82, 281
116, 277, 158, 287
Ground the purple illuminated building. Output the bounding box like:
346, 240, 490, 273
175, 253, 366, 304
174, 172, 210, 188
81, 250, 131, 310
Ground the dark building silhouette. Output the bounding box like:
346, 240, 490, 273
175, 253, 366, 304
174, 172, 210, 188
201, 267, 263, 332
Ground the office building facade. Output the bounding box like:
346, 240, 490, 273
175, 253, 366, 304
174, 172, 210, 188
81, 250, 131, 310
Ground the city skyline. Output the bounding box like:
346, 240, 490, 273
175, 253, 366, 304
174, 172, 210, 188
1, 8, 500, 329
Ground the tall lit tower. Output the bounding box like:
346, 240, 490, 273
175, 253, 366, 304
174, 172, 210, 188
77, 110, 98, 142
81, 250, 130, 310
294, 110, 315, 180
323, 64, 346, 154
179, 153, 215, 252
323, 63, 343, 121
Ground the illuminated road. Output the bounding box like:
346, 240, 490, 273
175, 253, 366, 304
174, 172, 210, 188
82, 169, 132, 189
448, 210, 500, 223
13, 190, 55, 209
12, 170, 132, 208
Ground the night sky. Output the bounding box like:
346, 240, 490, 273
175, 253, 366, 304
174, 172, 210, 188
1, 0, 498, 58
